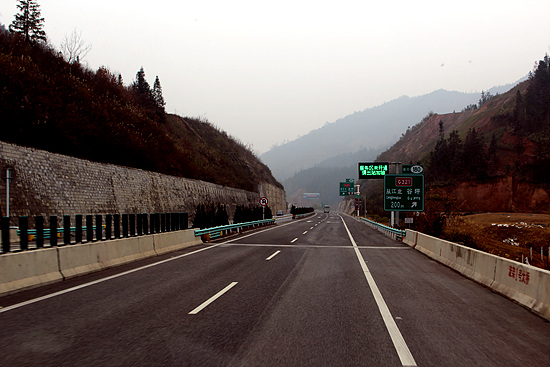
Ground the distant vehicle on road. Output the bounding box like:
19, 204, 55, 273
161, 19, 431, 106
276, 210, 284, 216
323, 206, 330, 213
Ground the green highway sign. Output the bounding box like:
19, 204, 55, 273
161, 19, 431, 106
384, 174, 424, 211
402, 164, 424, 175
339, 182, 354, 196
358, 162, 389, 179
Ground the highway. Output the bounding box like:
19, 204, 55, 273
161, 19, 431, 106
1, 212, 549, 366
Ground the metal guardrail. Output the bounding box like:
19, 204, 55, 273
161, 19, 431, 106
2, 212, 188, 254
360, 217, 406, 241
294, 212, 315, 219
194, 218, 275, 240
274, 214, 293, 223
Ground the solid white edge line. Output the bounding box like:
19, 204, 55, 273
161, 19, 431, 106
266, 250, 281, 261
188, 282, 238, 315
0, 243, 224, 314
340, 215, 417, 367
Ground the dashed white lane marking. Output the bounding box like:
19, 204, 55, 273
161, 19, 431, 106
340, 215, 417, 367
302, 231, 308, 235
188, 282, 238, 315
221, 243, 410, 250
310, 227, 314, 230
266, 250, 281, 261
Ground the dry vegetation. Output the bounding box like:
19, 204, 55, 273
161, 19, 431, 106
0, 29, 281, 192
444, 213, 550, 269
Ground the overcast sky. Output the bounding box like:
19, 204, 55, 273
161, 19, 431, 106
1, 1, 549, 153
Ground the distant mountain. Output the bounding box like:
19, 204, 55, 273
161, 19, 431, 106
261, 86, 516, 181
283, 146, 381, 206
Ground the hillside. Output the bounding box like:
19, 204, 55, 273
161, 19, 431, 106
368, 58, 550, 214
376, 82, 530, 166
0, 28, 281, 193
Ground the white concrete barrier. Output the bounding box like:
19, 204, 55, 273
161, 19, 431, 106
406, 230, 550, 321
153, 229, 202, 255
493, 258, 550, 320
0, 248, 63, 295
58, 236, 156, 279
1, 229, 203, 295
403, 230, 418, 247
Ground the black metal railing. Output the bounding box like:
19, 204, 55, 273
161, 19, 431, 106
1, 212, 188, 254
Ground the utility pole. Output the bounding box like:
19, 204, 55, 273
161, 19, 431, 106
355, 185, 360, 217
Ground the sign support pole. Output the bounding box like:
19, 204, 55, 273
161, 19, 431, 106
5, 169, 10, 218
395, 163, 401, 227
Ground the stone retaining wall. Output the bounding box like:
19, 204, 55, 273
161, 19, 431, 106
0, 141, 286, 225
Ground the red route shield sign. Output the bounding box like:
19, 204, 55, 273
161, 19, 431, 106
395, 177, 413, 187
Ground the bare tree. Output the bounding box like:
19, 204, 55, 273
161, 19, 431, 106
60, 28, 91, 63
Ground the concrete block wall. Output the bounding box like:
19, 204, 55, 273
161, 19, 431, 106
0, 141, 286, 225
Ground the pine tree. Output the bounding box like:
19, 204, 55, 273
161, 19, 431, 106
152, 76, 166, 110
132, 67, 151, 96
9, 0, 46, 44
463, 128, 488, 180
131, 67, 166, 123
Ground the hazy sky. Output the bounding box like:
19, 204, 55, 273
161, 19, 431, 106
1, 1, 549, 153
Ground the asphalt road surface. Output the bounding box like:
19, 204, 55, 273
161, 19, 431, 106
1, 212, 549, 366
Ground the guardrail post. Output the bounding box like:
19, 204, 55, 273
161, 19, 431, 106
63, 215, 71, 245
167, 213, 172, 232
75, 214, 82, 243
173, 213, 179, 231
155, 213, 161, 233
1, 216, 9, 252
36, 215, 44, 248
122, 214, 129, 238
181, 212, 188, 229
142, 213, 148, 235
50, 215, 57, 247
96, 215, 103, 241
160, 213, 166, 233
129, 214, 136, 237
149, 214, 155, 234
136, 214, 143, 236
86, 215, 93, 242
19, 216, 28, 251
105, 214, 112, 240
114, 214, 120, 239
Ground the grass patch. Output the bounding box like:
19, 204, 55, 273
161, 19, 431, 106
443, 213, 550, 269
